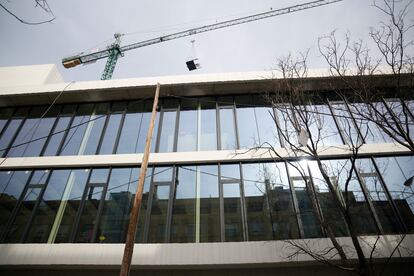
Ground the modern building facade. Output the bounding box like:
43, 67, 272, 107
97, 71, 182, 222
0, 65, 413, 275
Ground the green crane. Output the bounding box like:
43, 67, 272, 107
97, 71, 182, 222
62, 0, 343, 80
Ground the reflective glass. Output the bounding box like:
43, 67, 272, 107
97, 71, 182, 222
60, 104, 94, 156
171, 166, 196, 242
308, 105, 343, 146
199, 165, 220, 242
385, 100, 414, 140
177, 100, 197, 152
308, 161, 348, 236
79, 103, 108, 155
0, 108, 13, 134
236, 96, 260, 149
75, 185, 104, 242
148, 185, 170, 243
219, 107, 237, 150
375, 156, 414, 232
99, 113, 123, 154
243, 163, 298, 240
54, 169, 89, 243
330, 103, 361, 145
0, 171, 30, 238
275, 105, 299, 146
255, 107, 280, 148
199, 97, 217, 151
0, 119, 24, 156
135, 168, 153, 242
116, 101, 145, 154
42, 105, 76, 156
223, 183, 243, 241
356, 158, 400, 233
158, 110, 177, 152
26, 170, 71, 242
89, 168, 110, 183
97, 168, 139, 243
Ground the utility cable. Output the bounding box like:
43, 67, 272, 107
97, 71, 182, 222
0, 2, 55, 25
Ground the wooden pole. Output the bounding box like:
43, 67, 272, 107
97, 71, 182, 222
119, 83, 160, 276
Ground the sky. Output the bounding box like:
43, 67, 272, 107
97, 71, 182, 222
0, 0, 413, 82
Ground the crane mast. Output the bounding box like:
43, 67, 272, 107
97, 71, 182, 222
62, 0, 343, 80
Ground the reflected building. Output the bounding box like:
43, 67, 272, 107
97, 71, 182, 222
0, 65, 413, 275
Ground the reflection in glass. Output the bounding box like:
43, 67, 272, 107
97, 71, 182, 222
0, 171, 30, 238
330, 103, 361, 145
219, 107, 237, 150
199, 98, 217, 151
60, 104, 94, 156
99, 113, 123, 154
199, 165, 220, 242
375, 156, 414, 232
79, 103, 108, 155
75, 185, 104, 242
0, 118, 24, 156
177, 104, 197, 152
158, 110, 177, 152
308, 105, 343, 146
243, 163, 298, 240
356, 158, 400, 233
54, 170, 89, 243
171, 167, 196, 242
97, 168, 139, 243
148, 185, 170, 243
223, 183, 243, 241
26, 170, 71, 242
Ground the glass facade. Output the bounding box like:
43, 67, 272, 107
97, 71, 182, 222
0, 93, 413, 245
1, 156, 413, 244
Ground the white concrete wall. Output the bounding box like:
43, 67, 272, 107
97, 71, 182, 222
0, 64, 63, 88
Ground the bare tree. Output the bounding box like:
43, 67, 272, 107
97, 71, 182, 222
318, 0, 414, 152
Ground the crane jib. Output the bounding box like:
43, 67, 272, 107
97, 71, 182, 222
61, 0, 343, 73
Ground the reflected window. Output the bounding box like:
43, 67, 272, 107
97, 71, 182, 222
99, 103, 125, 154
79, 103, 108, 155
177, 99, 198, 152
218, 97, 237, 150
199, 97, 217, 151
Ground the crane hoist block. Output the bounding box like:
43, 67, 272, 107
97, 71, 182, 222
186, 59, 200, 71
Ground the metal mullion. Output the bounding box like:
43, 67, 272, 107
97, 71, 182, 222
371, 157, 408, 233
143, 167, 156, 242
173, 104, 180, 152
353, 161, 383, 235
112, 106, 127, 154
327, 100, 346, 145
154, 105, 164, 153
0, 170, 34, 242
90, 168, 112, 242
56, 105, 78, 156
21, 171, 53, 242
153, 181, 171, 186
69, 168, 93, 242
216, 100, 221, 150
238, 163, 248, 241
284, 162, 305, 238
96, 104, 111, 154
218, 164, 225, 242
40, 105, 63, 156
232, 98, 240, 150
165, 166, 177, 243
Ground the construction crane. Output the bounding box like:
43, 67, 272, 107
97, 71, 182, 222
62, 0, 343, 80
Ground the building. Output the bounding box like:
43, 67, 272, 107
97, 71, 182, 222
0, 65, 413, 275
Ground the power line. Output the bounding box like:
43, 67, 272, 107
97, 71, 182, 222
0, 2, 55, 25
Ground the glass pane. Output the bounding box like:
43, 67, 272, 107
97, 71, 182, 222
274, 105, 299, 146
321, 159, 377, 235
0, 118, 24, 156
236, 96, 260, 149
54, 169, 89, 243
199, 165, 220, 242
243, 163, 298, 240
177, 102, 197, 152
199, 97, 217, 151
4, 187, 42, 242
223, 183, 243, 241
356, 158, 400, 233
386, 100, 414, 140
0, 171, 30, 238
96, 168, 139, 243
375, 156, 414, 232
308, 105, 343, 146
219, 107, 237, 150
89, 168, 110, 183
148, 185, 170, 243
26, 170, 71, 243
171, 167, 196, 242
158, 110, 177, 152
116, 101, 145, 154
0, 108, 13, 133
220, 164, 240, 181
75, 186, 104, 242
43, 116, 72, 156
256, 107, 280, 148
60, 104, 94, 156
136, 168, 153, 242
308, 161, 348, 236
330, 103, 361, 145
79, 103, 108, 155
99, 113, 122, 154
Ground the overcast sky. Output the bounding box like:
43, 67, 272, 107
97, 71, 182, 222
0, 0, 413, 82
